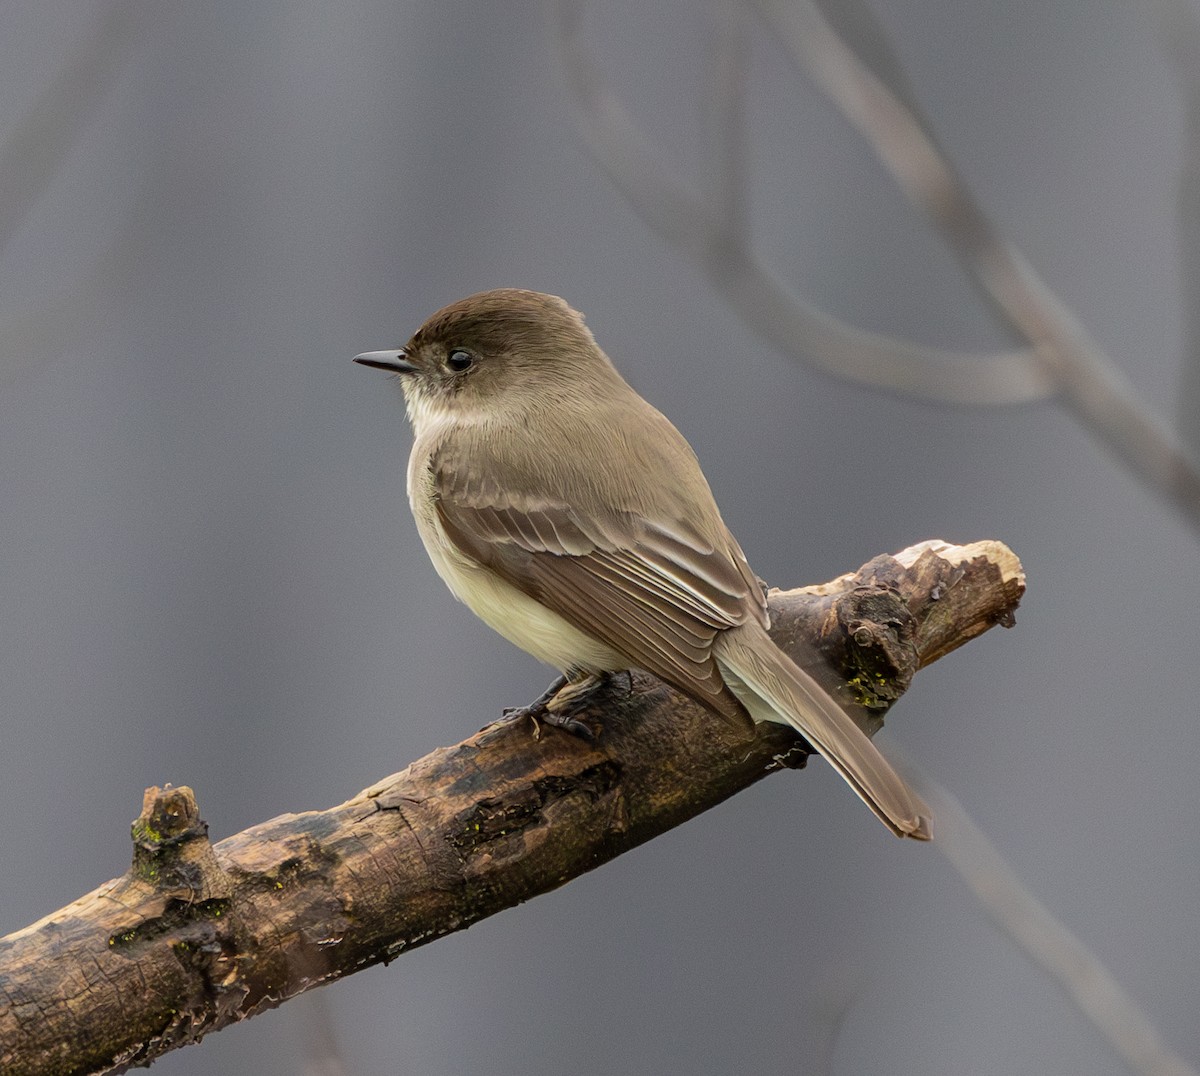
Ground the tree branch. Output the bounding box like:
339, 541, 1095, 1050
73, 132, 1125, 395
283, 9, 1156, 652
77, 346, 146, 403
0, 539, 1023, 1076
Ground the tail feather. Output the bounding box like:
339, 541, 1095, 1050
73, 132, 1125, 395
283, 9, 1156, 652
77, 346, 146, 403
713, 622, 932, 840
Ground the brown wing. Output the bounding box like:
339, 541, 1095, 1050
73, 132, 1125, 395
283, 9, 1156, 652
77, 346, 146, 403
434, 481, 763, 733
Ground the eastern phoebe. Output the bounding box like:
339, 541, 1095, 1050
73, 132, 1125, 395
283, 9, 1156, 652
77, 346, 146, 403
354, 289, 931, 840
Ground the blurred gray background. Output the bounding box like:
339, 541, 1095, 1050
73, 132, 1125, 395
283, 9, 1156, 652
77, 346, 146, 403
2, 2, 1197, 1074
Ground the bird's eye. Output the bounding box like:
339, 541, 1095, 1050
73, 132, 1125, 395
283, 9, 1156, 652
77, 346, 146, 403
447, 349, 474, 372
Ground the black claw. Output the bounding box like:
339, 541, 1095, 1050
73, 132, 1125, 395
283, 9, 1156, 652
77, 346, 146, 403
539, 709, 598, 743
496, 674, 569, 739
495, 703, 545, 739
496, 671, 619, 744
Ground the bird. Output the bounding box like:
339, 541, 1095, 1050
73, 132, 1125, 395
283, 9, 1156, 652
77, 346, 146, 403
354, 288, 931, 840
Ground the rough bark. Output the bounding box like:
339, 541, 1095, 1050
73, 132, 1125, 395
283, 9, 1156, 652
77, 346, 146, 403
0, 539, 1024, 1076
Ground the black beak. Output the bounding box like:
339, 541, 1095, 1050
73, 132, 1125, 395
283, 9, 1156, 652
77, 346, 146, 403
353, 350, 418, 374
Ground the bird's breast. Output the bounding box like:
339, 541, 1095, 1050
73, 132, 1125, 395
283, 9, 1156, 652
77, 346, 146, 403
406, 447, 625, 675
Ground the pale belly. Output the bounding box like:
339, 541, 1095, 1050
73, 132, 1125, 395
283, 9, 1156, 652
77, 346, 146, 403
409, 478, 625, 674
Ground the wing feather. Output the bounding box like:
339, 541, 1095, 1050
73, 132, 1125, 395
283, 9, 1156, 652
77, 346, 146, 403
433, 465, 763, 730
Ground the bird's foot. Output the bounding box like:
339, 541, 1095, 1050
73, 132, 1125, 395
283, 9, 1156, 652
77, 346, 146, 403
499, 674, 567, 737
500, 670, 629, 743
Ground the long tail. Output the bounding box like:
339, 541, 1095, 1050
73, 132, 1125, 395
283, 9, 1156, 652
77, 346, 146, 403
713, 621, 932, 840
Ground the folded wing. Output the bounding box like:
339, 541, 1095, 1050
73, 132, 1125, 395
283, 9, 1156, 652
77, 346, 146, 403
435, 474, 764, 733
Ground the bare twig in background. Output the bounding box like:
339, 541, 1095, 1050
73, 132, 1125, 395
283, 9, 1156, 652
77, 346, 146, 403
809, 0, 928, 120
1151, 0, 1200, 457
546, 0, 1054, 406
910, 773, 1199, 1076
803, 0, 1199, 1054
552, 0, 1200, 533
752, 0, 1200, 533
